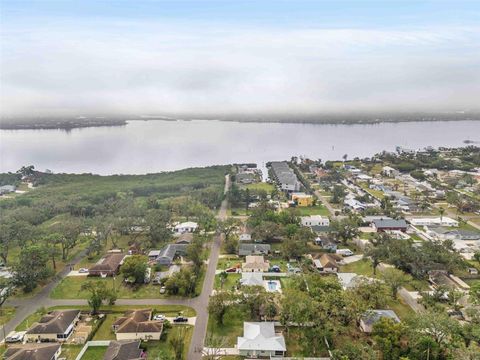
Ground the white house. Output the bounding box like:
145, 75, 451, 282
25, 310, 80, 342
410, 217, 459, 227
237, 322, 286, 357
382, 166, 398, 177
300, 215, 330, 227
239, 233, 252, 242
240, 272, 264, 287
174, 221, 198, 234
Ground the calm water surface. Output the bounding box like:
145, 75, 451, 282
1, 120, 479, 174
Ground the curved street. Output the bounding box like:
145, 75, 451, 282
2, 174, 231, 360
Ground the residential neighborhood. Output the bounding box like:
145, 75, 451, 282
1, 146, 480, 359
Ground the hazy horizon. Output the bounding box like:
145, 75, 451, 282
1, 1, 480, 117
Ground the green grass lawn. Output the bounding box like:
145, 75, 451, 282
50, 275, 167, 299
145, 325, 193, 360
268, 258, 289, 272
387, 296, 415, 320
230, 206, 248, 216
92, 315, 117, 341
60, 345, 84, 360
79, 346, 107, 360
241, 182, 275, 193
291, 205, 330, 216
340, 258, 430, 291
285, 327, 329, 357
206, 306, 249, 347
0, 307, 15, 326
217, 257, 242, 270
340, 258, 374, 276
214, 273, 240, 290
51, 266, 206, 299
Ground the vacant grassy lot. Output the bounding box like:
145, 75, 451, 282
340, 258, 374, 276
51, 263, 205, 299
241, 182, 275, 193
145, 325, 193, 359
50, 275, 164, 299
340, 258, 430, 291
285, 327, 330, 357
292, 205, 330, 216
214, 273, 240, 290
206, 306, 249, 347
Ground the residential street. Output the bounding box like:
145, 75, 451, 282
1, 249, 87, 341
187, 174, 229, 359
2, 174, 231, 360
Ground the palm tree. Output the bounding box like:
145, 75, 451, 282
439, 207, 445, 222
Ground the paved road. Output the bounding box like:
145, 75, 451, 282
2, 249, 87, 341
314, 190, 338, 219
2, 174, 231, 359
187, 175, 229, 359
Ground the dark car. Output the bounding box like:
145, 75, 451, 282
173, 316, 188, 323
269, 265, 281, 273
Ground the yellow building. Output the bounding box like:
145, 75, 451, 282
291, 192, 313, 207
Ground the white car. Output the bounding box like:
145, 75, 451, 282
78, 268, 89, 273
160, 286, 166, 294
153, 314, 166, 321
5, 333, 24, 343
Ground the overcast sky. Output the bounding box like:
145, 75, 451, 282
1, 0, 480, 117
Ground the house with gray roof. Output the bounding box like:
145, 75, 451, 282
360, 310, 400, 333
239, 243, 271, 256
0, 185, 16, 195
237, 322, 286, 357
426, 227, 480, 241
155, 244, 188, 266
104, 340, 144, 360
270, 162, 300, 192
25, 309, 80, 342
240, 272, 264, 287
4, 343, 61, 360
372, 219, 408, 232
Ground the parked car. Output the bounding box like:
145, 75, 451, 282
336, 249, 354, 257
78, 268, 89, 273
269, 265, 281, 273
225, 268, 237, 273
173, 316, 188, 323
5, 333, 24, 343
160, 286, 166, 294
153, 314, 166, 321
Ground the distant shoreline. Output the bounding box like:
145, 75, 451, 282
1, 114, 479, 130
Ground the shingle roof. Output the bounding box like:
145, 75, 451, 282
157, 244, 188, 262
103, 340, 143, 360
90, 253, 125, 273
237, 322, 286, 352
239, 243, 271, 256
373, 219, 407, 229
4, 343, 60, 360
240, 272, 264, 286
26, 310, 80, 335
113, 309, 163, 334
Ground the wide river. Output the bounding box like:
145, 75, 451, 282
0, 120, 479, 175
